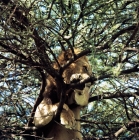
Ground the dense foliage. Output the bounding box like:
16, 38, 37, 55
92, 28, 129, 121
0, 0, 139, 139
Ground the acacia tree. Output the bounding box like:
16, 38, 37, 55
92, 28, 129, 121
0, 0, 139, 139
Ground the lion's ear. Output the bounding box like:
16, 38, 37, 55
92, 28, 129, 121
64, 50, 73, 61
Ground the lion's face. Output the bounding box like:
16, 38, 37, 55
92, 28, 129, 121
67, 73, 91, 106
62, 56, 92, 84
54, 48, 92, 84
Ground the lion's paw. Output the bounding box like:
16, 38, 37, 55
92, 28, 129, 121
52, 103, 69, 112
60, 108, 75, 129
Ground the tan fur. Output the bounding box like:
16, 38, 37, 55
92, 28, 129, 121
34, 99, 75, 128
34, 48, 92, 140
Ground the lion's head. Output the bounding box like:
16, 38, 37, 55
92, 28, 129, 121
54, 48, 92, 84
43, 48, 92, 106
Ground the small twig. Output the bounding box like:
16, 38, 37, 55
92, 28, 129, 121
125, 22, 139, 47
122, 97, 131, 120
97, 25, 136, 50
7, 5, 17, 24
19, 134, 53, 140
0, 42, 27, 59
47, 0, 55, 19
58, 40, 66, 51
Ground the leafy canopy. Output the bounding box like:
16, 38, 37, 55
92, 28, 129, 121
0, 0, 139, 139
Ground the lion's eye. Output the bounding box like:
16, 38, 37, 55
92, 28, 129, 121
83, 66, 88, 72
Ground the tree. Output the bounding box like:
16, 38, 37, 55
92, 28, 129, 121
0, 0, 139, 139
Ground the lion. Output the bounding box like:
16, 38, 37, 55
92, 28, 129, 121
42, 48, 92, 104
34, 48, 92, 140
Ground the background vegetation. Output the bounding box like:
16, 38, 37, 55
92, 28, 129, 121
0, 0, 139, 139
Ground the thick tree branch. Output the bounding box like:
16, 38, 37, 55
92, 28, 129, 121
70, 64, 139, 89
54, 83, 68, 121
27, 68, 46, 127
89, 91, 139, 103
121, 64, 139, 74
114, 120, 139, 137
